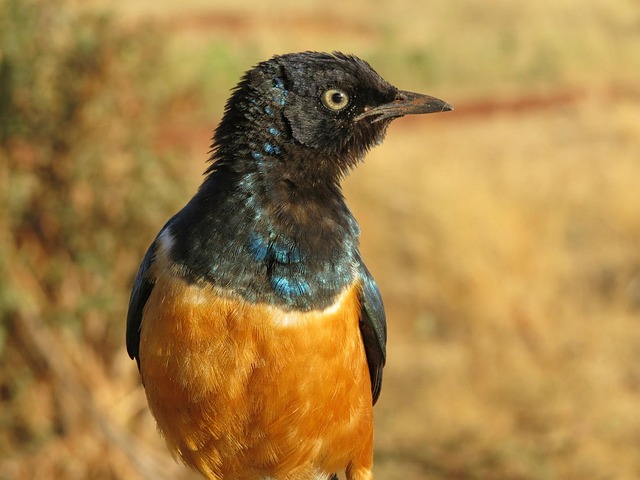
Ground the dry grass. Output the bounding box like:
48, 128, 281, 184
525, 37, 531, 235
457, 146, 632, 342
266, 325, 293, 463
2, 0, 640, 478
351, 99, 640, 479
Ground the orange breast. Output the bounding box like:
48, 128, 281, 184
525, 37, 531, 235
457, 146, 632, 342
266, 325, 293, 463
139, 268, 374, 480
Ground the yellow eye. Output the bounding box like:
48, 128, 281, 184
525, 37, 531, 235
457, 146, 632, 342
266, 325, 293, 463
321, 88, 350, 111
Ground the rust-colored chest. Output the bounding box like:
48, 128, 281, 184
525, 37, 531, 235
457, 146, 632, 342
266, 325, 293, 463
139, 270, 374, 480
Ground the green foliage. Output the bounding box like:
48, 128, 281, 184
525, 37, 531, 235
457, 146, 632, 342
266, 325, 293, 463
0, 0, 199, 463
0, 0, 186, 363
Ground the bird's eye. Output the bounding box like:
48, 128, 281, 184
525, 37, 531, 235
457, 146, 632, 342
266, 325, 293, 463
321, 89, 350, 111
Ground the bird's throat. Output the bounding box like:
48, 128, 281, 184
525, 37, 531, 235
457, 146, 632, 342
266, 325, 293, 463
170, 168, 360, 311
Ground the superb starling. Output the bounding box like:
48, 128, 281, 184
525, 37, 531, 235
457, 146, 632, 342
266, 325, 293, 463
127, 51, 452, 480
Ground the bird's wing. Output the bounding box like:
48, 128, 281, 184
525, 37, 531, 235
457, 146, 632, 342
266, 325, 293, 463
356, 253, 387, 404
126, 240, 157, 368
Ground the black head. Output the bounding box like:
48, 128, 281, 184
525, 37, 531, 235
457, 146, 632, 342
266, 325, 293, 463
209, 51, 452, 184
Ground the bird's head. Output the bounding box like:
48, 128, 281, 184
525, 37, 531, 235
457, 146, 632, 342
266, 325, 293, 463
210, 52, 452, 184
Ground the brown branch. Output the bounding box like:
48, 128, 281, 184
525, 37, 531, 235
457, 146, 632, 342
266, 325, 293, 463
11, 310, 179, 480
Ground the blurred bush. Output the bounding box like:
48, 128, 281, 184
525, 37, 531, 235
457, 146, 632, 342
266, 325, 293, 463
0, 0, 190, 473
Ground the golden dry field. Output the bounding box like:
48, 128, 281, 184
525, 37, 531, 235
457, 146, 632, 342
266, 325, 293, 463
2, 0, 640, 479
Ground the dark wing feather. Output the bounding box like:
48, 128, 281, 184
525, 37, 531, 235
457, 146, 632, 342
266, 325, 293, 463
356, 253, 387, 404
126, 241, 157, 368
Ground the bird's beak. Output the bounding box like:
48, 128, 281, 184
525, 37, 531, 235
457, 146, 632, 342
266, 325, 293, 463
355, 90, 453, 123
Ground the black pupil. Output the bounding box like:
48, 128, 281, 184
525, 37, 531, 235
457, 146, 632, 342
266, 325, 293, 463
331, 92, 344, 104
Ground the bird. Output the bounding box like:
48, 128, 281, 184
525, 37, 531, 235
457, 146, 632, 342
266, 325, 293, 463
126, 51, 452, 480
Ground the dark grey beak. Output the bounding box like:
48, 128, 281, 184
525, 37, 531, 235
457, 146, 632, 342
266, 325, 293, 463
356, 90, 453, 123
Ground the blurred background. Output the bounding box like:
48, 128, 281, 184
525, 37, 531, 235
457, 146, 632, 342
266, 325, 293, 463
2, 0, 640, 478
